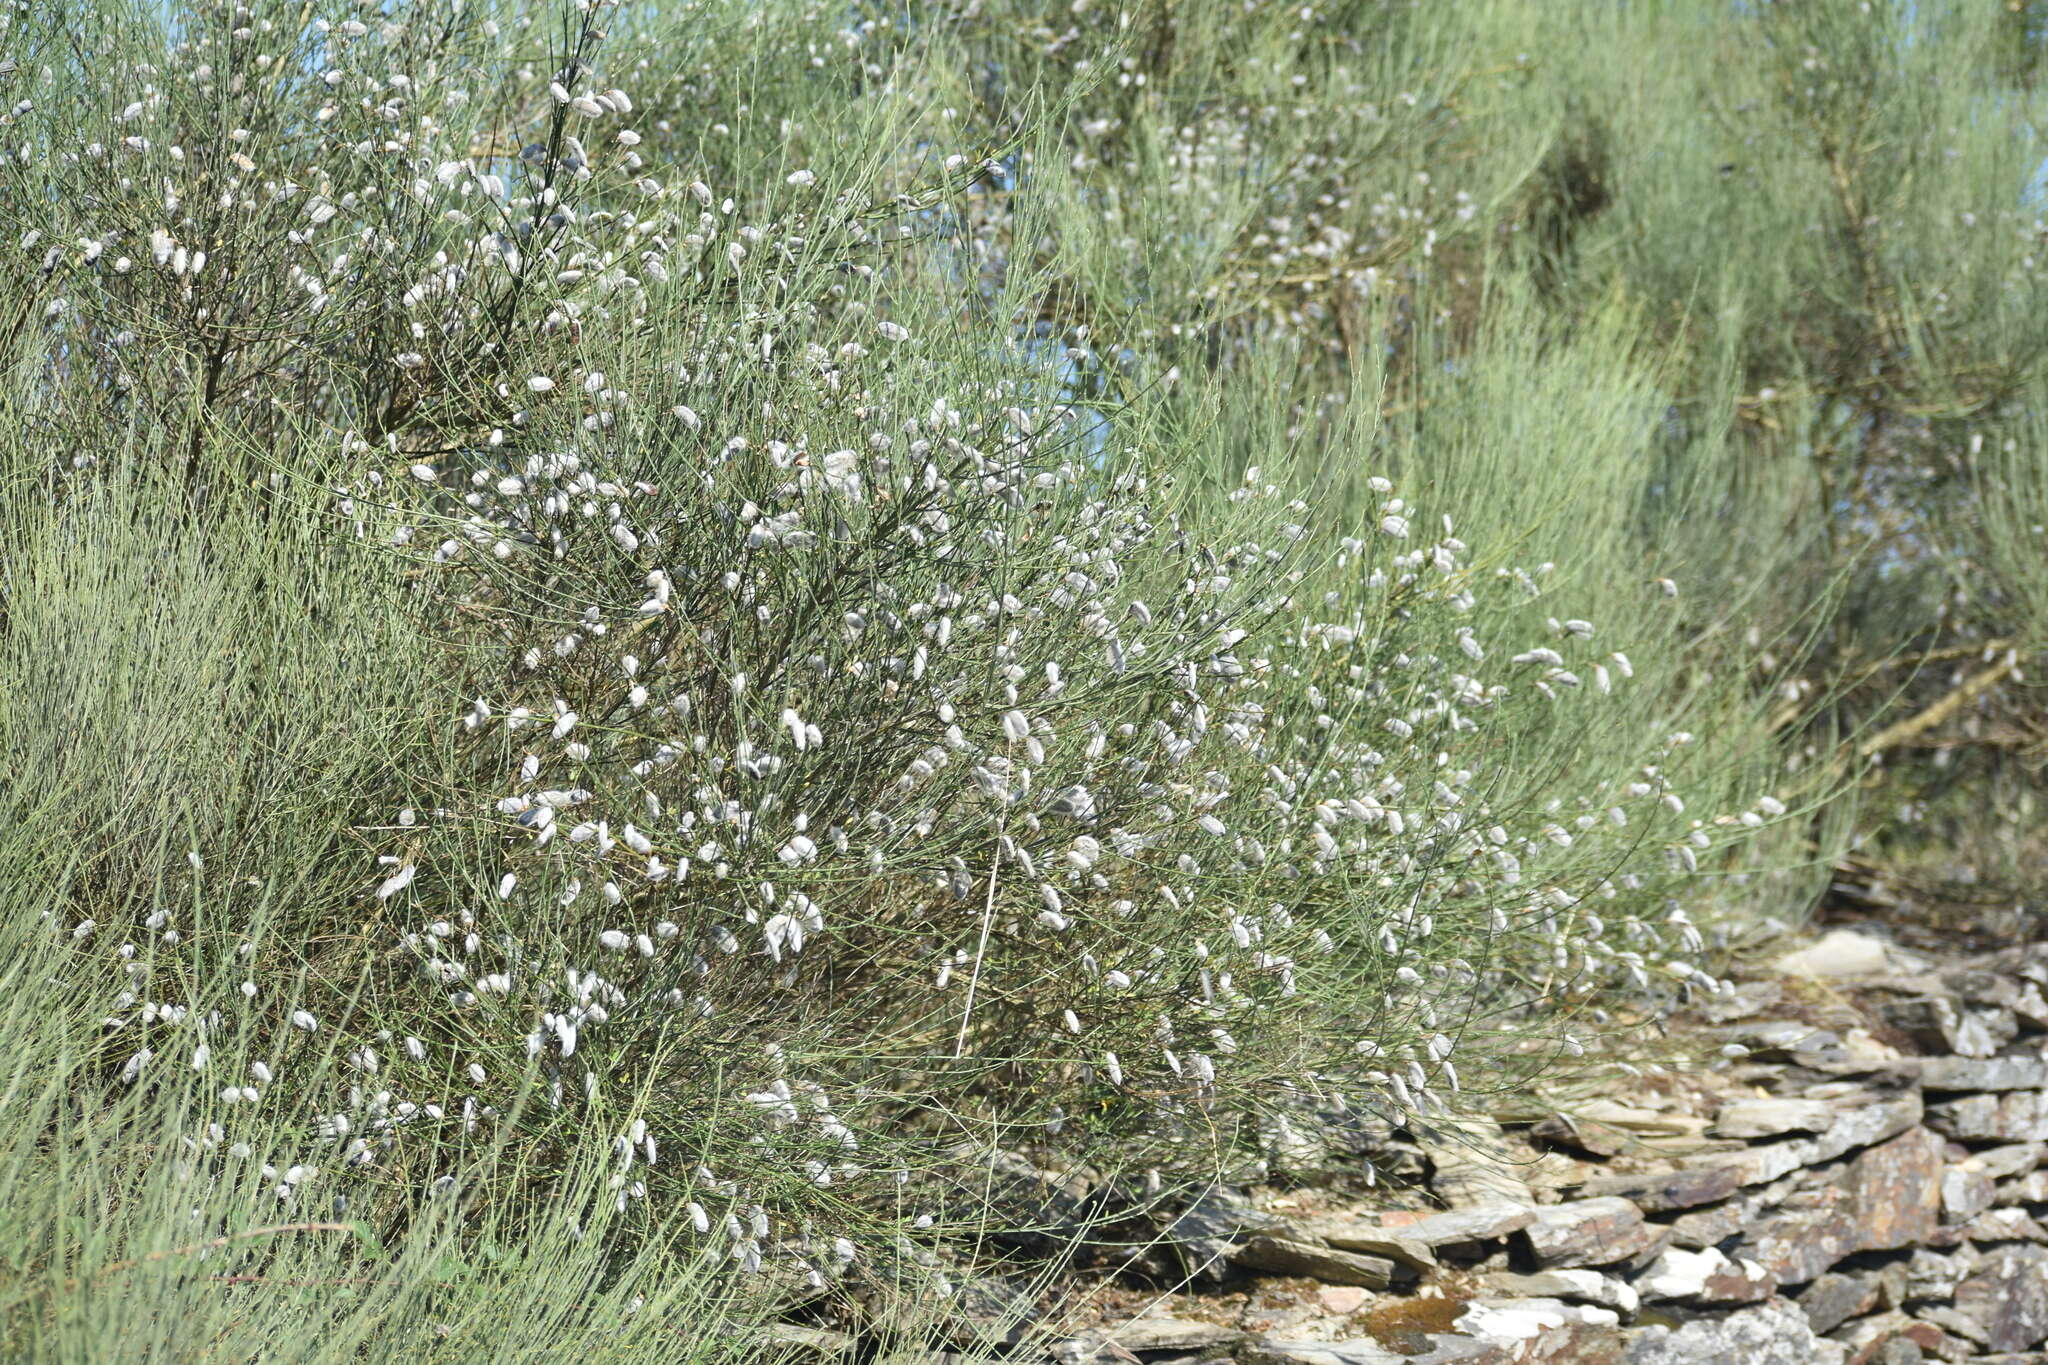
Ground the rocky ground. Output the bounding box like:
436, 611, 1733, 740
776, 923, 2048, 1364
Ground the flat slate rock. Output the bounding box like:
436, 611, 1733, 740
1732, 1125, 1944, 1285
1914, 1054, 2048, 1092
1522, 1197, 1665, 1269
1232, 1234, 1403, 1289
1303, 1219, 1438, 1271
1575, 1163, 1743, 1213
1710, 1097, 1838, 1140
1384, 1204, 1536, 1248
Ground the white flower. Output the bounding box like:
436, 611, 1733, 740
786, 169, 816, 187
375, 863, 416, 900
291, 1010, 319, 1032
599, 929, 630, 951
527, 375, 555, 392
876, 321, 909, 342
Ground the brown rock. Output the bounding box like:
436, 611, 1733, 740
1575, 1164, 1741, 1213
1232, 1235, 1404, 1289
1735, 1126, 1945, 1284
1951, 1245, 2048, 1352
1520, 1197, 1664, 1269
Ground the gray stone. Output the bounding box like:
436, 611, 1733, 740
1237, 1338, 1409, 1365
1521, 1197, 1665, 1269
1952, 1244, 2048, 1352
1774, 929, 1896, 979
1302, 1218, 1437, 1271
1879, 996, 2016, 1059
1915, 1054, 2048, 1092
1231, 1235, 1403, 1289
1413, 1115, 1537, 1209
1927, 1089, 2048, 1141
1625, 1300, 1847, 1364
1796, 1270, 1883, 1334
765, 1324, 856, 1357
1479, 1268, 1639, 1314
1939, 1164, 1997, 1223
1710, 1097, 1838, 1139
1965, 1141, 2045, 1180
1394, 1204, 1536, 1250
1052, 1312, 1244, 1361
1454, 1297, 1620, 1341
1903, 1247, 1980, 1301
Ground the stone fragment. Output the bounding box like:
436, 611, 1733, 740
1317, 1286, 1372, 1315
1626, 1299, 1847, 1364
1711, 1097, 1838, 1139
1735, 1126, 1945, 1284
1939, 1164, 1997, 1223
1480, 1269, 1639, 1314
1634, 1246, 1776, 1304
1952, 1206, 2048, 1244
1521, 1197, 1664, 1269
1302, 1219, 1437, 1271
1693, 979, 1784, 1023
765, 1324, 855, 1357
1717, 1020, 1853, 1068
1879, 996, 2016, 1059
1576, 1164, 1741, 1212
1798, 1270, 1884, 1335
1051, 1312, 1244, 1362
1414, 1115, 1537, 1209
1162, 1188, 1291, 1279
1903, 1247, 1979, 1301
1685, 1090, 1922, 1190
1965, 1140, 2044, 1179
1456, 1297, 1619, 1342
1774, 929, 1896, 979
1915, 1054, 2048, 1092
1388, 1203, 1536, 1250
1232, 1235, 1403, 1289
1951, 1245, 2048, 1353
1830, 1311, 1958, 1364
1926, 1090, 2048, 1141
1237, 1338, 1408, 1365
2001, 1167, 2048, 1202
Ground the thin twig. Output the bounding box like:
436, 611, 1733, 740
89, 1222, 357, 1283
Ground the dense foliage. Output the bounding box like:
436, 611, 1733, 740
1, 0, 2044, 1357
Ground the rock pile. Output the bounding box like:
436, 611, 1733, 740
1046, 932, 2048, 1364
773, 930, 2048, 1364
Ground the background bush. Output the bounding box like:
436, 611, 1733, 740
2, 0, 2040, 1356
